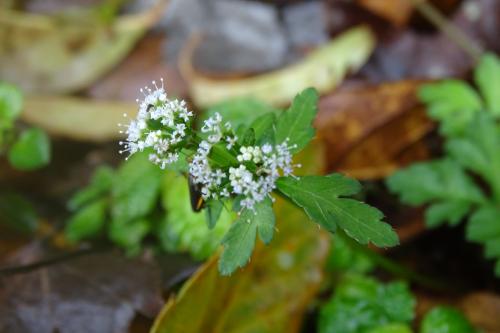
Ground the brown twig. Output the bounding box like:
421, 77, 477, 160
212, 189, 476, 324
409, 0, 484, 62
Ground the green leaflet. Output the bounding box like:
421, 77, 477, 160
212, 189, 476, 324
274, 87, 318, 153
65, 199, 108, 242
445, 114, 500, 202
475, 53, 500, 117
249, 112, 276, 145
218, 198, 275, 275
0, 82, 23, 124
367, 324, 413, 333
109, 218, 150, 255
160, 173, 231, 260
111, 152, 163, 223
68, 166, 115, 211
420, 307, 477, 333
318, 275, 416, 333
387, 159, 484, 228
202, 97, 279, 130
8, 128, 51, 170
466, 205, 500, 275
418, 80, 482, 137
277, 174, 398, 247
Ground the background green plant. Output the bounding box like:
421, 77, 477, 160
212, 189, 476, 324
387, 53, 500, 276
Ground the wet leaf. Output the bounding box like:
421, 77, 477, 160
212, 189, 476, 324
0, 2, 165, 94
316, 80, 433, 179
357, 0, 413, 26
188, 26, 375, 108
0, 251, 163, 333
21, 96, 136, 142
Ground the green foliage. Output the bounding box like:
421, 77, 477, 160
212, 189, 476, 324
387, 53, 500, 277
419, 80, 482, 136
65, 199, 107, 242
68, 166, 114, 210
0, 82, 23, 125
318, 275, 416, 333
65, 152, 231, 259
274, 87, 318, 153
386, 159, 483, 228
111, 153, 163, 223
218, 198, 275, 276
203, 97, 279, 130
0, 82, 52, 170
326, 234, 374, 274
160, 173, 232, 260
7, 128, 51, 170
475, 53, 500, 116
277, 174, 398, 247
367, 324, 413, 333
420, 307, 477, 333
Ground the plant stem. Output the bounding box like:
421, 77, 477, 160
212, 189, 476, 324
409, 0, 483, 63
337, 231, 450, 291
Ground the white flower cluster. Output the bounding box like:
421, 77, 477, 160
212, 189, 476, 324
119, 79, 193, 169
189, 112, 297, 211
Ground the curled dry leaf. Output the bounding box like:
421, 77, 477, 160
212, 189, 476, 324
459, 292, 500, 333
151, 146, 330, 333
0, 0, 167, 94
22, 96, 136, 142
357, 0, 414, 26
316, 80, 434, 180
183, 26, 376, 108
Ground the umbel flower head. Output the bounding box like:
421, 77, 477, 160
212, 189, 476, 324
189, 114, 298, 211
119, 79, 298, 211
119, 79, 193, 169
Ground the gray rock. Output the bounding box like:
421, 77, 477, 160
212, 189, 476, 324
163, 0, 289, 73
283, 1, 329, 48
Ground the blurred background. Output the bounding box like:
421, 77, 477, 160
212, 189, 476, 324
1, 0, 500, 332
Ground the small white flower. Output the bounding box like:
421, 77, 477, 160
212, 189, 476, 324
119, 78, 193, 168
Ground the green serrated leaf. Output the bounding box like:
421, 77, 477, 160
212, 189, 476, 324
319, 275, 415, 333
274, 87, 318, 153
250, 112, 276, 145
445, 114, 500, 201
68, 166, 114, 211
387, 159, 484, 207
475, 53, 500, 117
8, 128, 50, 170
420, 307, 477, 333
0, 82, 23, 124
219, 199, 275, 275
426, 201, 471, 228
109, 218, 150, 254
466, 206, 500, 242
326, 234, 374, 274
239, 127, 255, 146
65, 199, 107, 242
277, 174, 398, 247
419, 80, 482, 136
111, 152, 162, 223
203, 98, 279, 130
